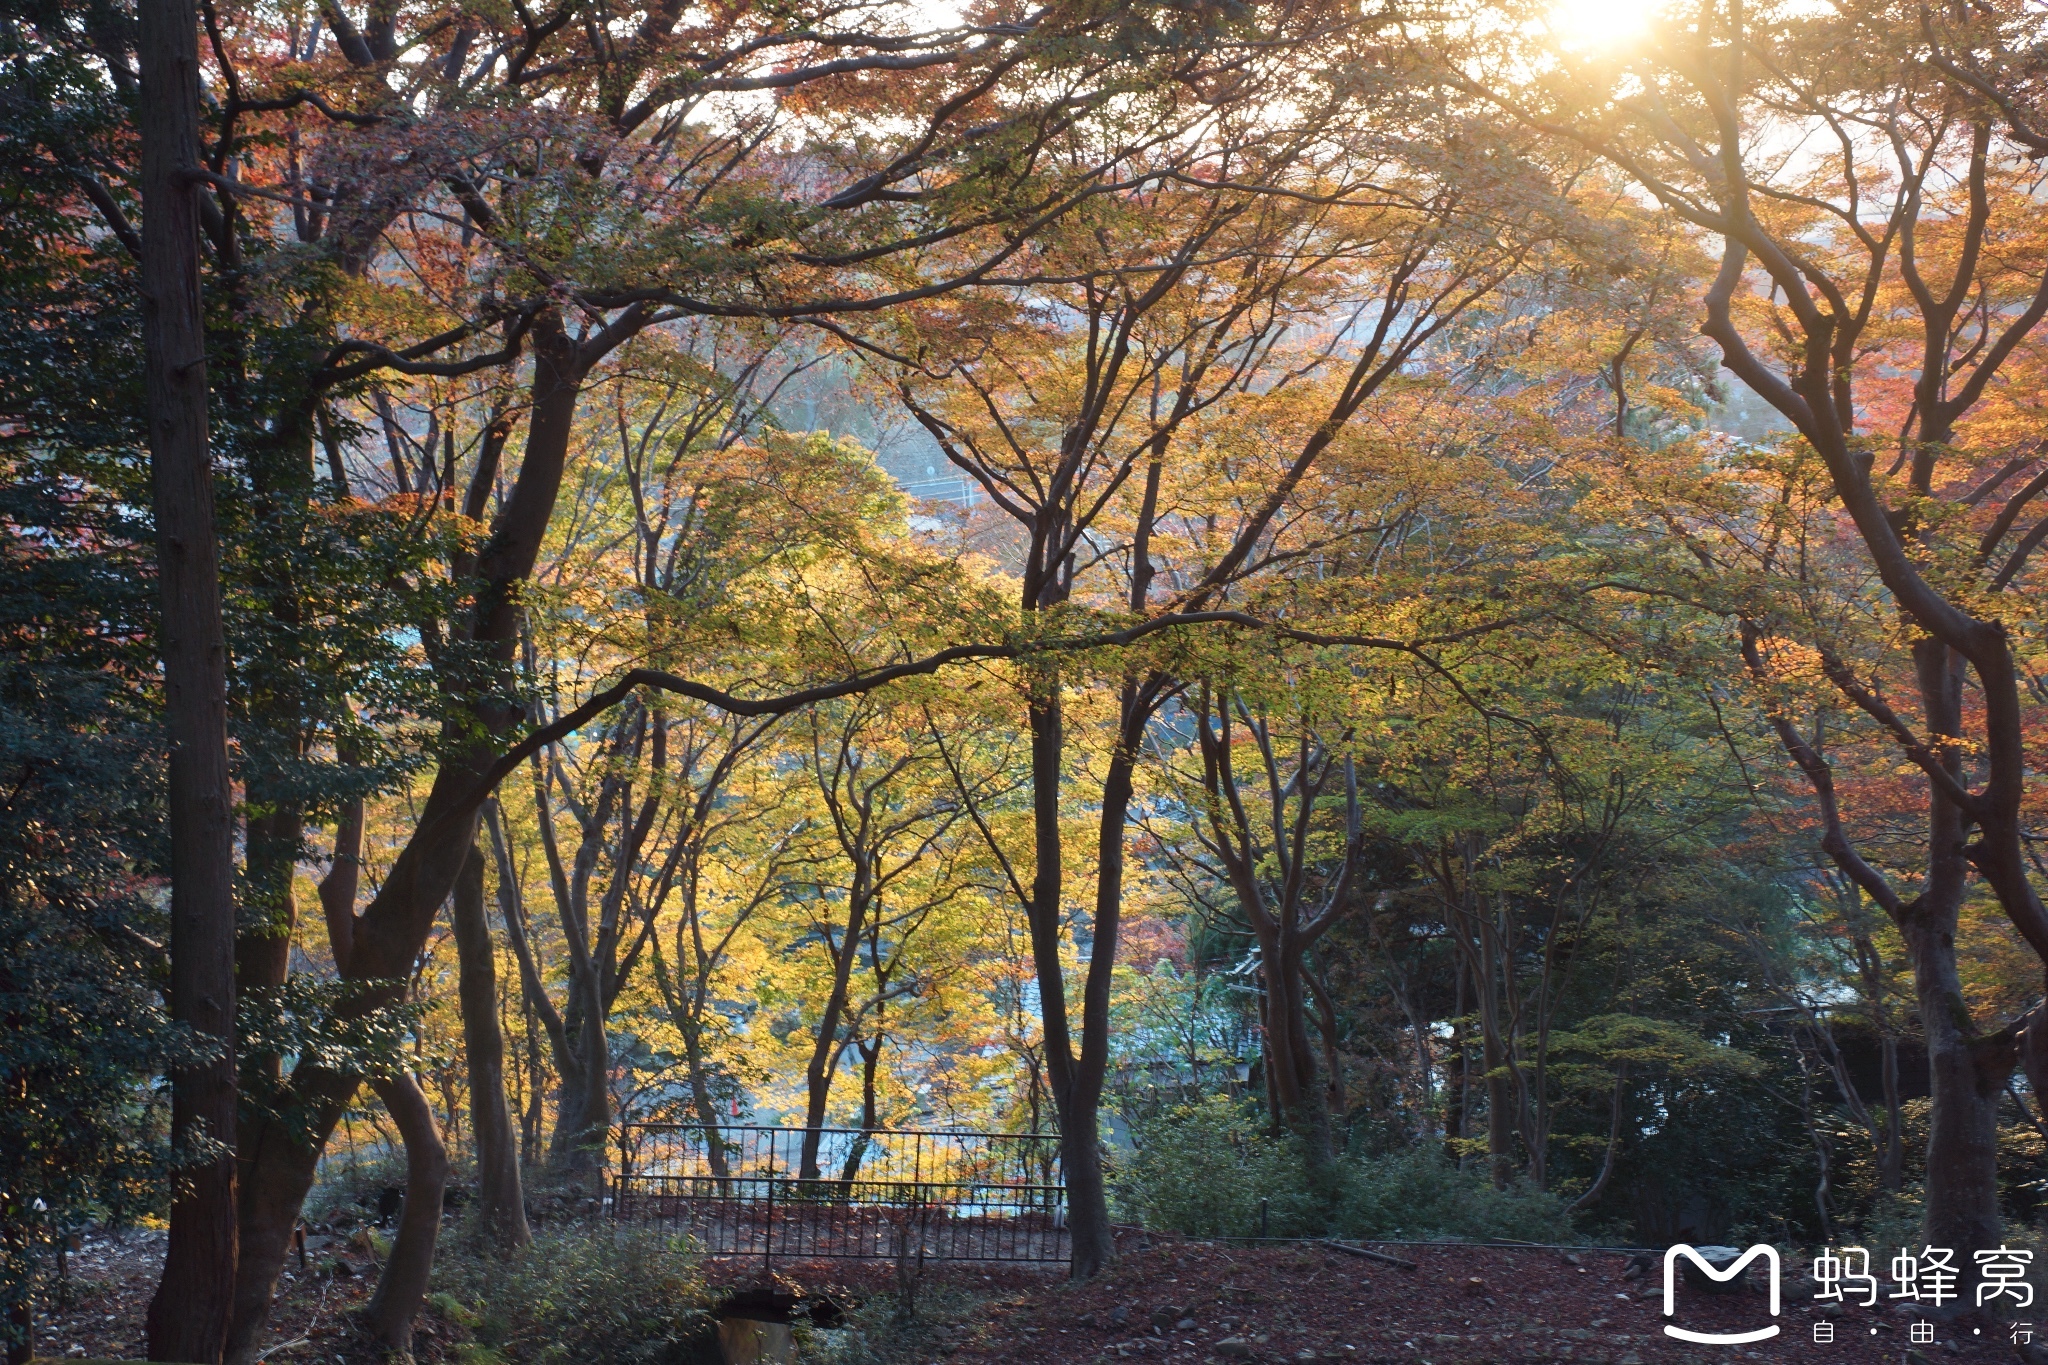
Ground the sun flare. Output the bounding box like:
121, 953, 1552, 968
1545, 0, 1658, 50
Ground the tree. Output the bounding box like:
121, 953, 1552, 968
1481, 0, 2048, 1272
136, 0, 238, 1351
447, 842, 529, 1250
1184, 670, 1365, 1187
783, 697, 980, 1181
204, 0, 1316, 1336
0, 455, 168, 1365
864, 108, 1548, 1268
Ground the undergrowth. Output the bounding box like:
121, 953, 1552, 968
1111, 1096, 1580, 1245
427, 1226, 717, 1365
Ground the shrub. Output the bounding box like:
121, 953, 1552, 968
1112, 1096, 1303, 1237
1113, 1098, 1580, 1244
1337, 1147, 1578, 1244
430, 1227, 716, 1365
1848, 1187, 1924, 1256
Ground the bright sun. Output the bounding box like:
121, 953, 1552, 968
1545, 0, 1658, 50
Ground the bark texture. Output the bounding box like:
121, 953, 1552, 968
137, 0, 238, 1352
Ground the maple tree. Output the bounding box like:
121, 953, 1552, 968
21, 0, 2048, 1351
1462, 0, 2048, 1275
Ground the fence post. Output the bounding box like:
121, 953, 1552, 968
614, 1125, 631, 1222
763, 1163, 775, 1270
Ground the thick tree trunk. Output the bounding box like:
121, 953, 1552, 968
137, 0, 238, 1353
1261, 946, 1336, 1185
1912, 940, 2011, 1268
226, 314, 590, 1355
1059, 1113, 1109, 1268
1903, 639, 2012, 1289
450, 845, 530, 1250
547, 970, 610, 1185
221, 811, 363, 1365
364, 1073, 451, 1359
224, 1076, 350, 1365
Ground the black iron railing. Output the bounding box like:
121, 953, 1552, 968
611, 1124, 1067, 1264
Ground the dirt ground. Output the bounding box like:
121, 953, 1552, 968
28, 1228, 2038, 1365
28, 1226, 373, 1362
902, 1234, 2029, 1365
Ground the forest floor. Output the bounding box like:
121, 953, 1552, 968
28, 1226, 2035, 1365
28, 1225, 376, 1363
836, 1233, 2028, 1365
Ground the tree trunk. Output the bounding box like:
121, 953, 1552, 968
1566, 1069, 1627, 1215
238, 808, 302, 1003
799, 899, 866, 1183
1879, 1030, 1904, 1193
220, 816, 360, 1365
797, 1040, 845, 1184
1910, 638, 2013, 1284
548, 971, 610, 1185
224, 1075, 350, 1365
364, 1073, 451, 1359
1913, 945, 2011, 1268
226, 315, 592, 1357
1027, 677, 1126, 1280
1256, 932, 1337, 1196
489, 801, 563, 1173
137, 0, 238, 1353
1308, 968, 1346, 1119
522, 1004, 544, 1165
450, 844, 530, 1251
676, 1020, 731, 1179
1481, 1013, 1514, 1192
1447, 961, 1468, 1165
838, 1039, 882, 1183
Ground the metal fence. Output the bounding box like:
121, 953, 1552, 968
611, 1124, 1067, 1264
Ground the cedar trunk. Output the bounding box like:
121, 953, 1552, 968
137, 0, 239, 1354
